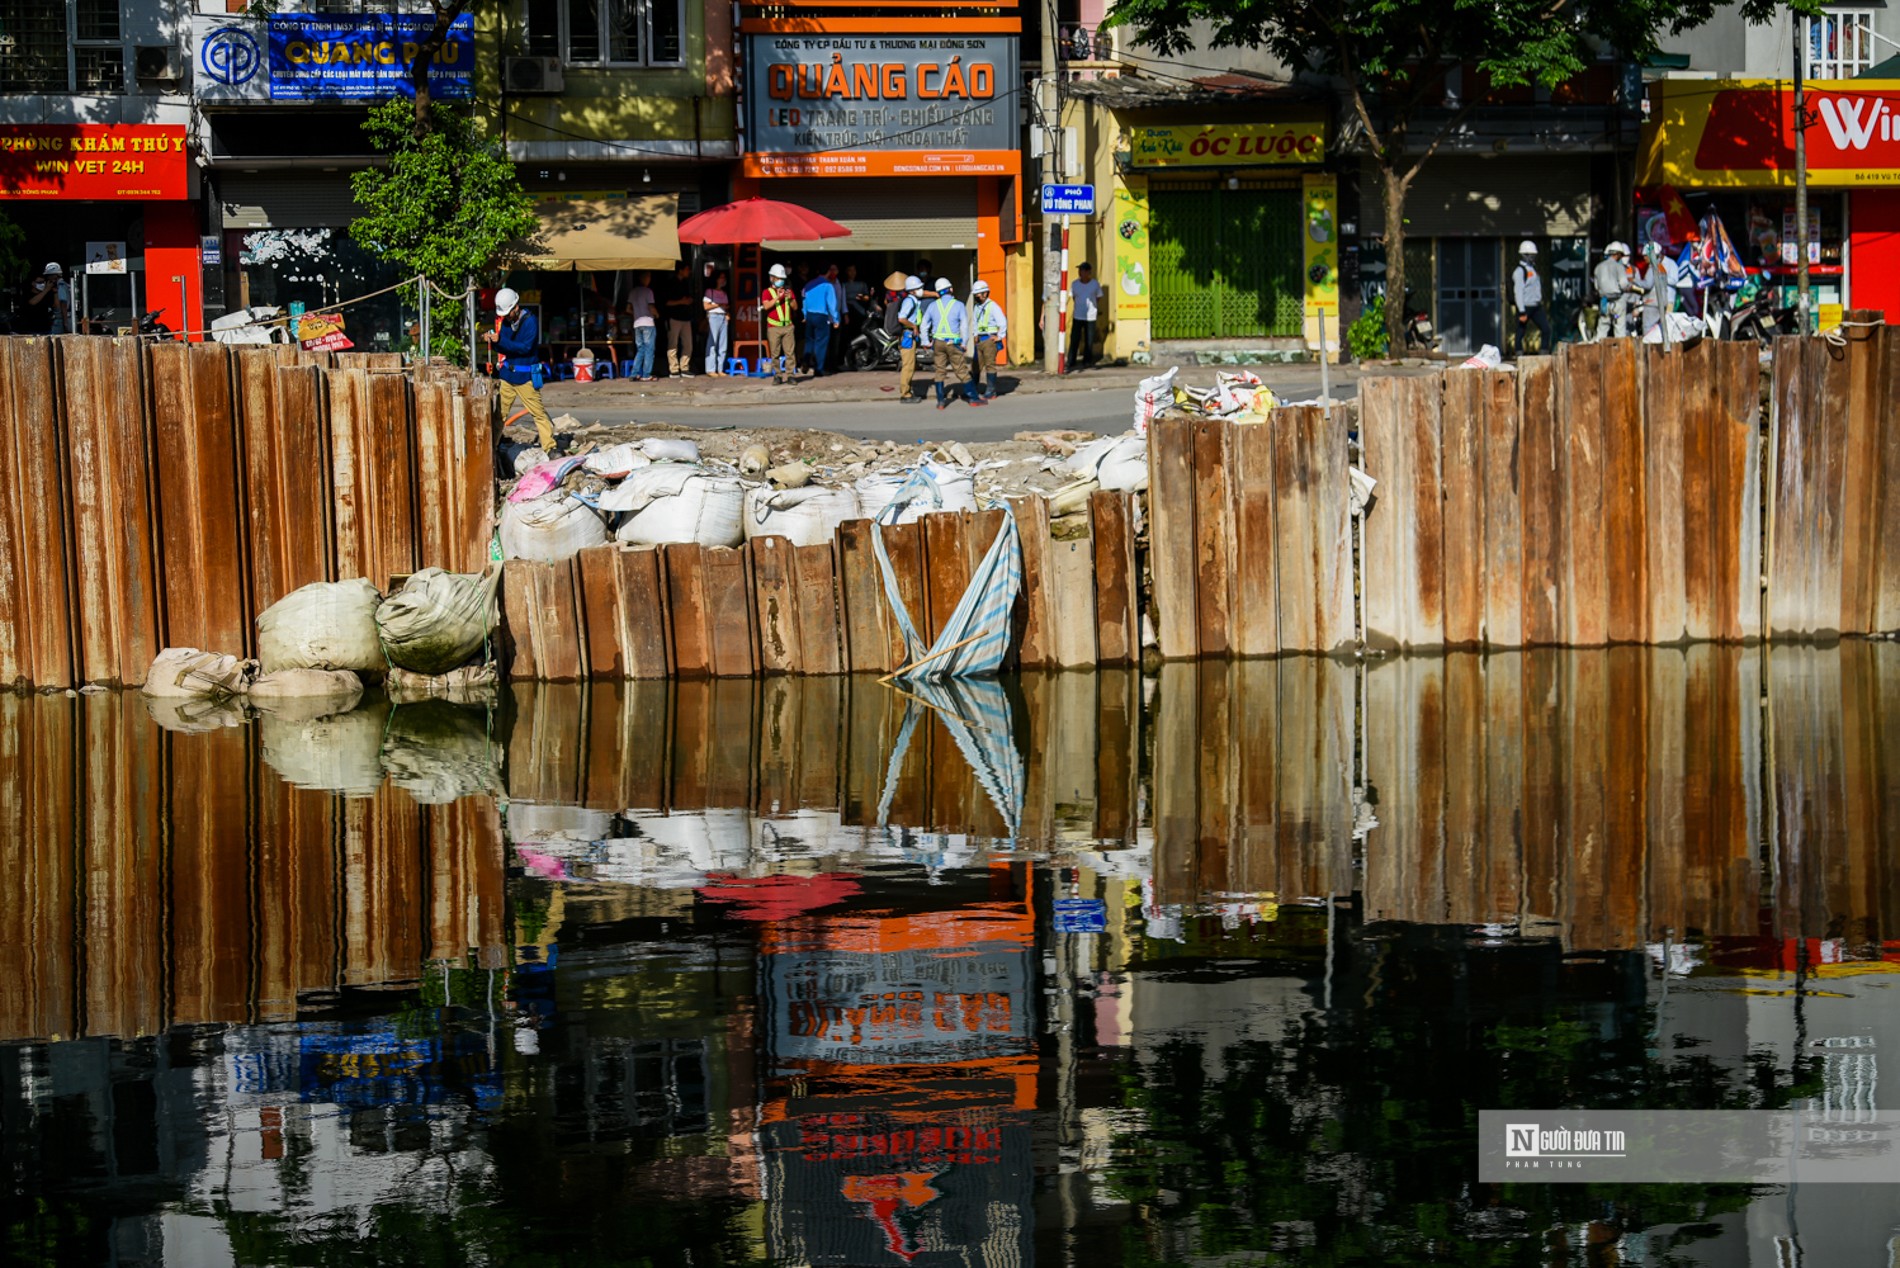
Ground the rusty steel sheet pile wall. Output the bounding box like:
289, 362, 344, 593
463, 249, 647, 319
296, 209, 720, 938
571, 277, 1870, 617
1766, 317, 1900, 638
0, 337, 495, 690
500, 496, 1144, 680
1146, 407, 1355, 658
1360, 341, 1763, 650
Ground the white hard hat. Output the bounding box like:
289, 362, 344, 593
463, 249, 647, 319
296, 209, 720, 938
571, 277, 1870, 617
43, 262, 61, 275
494, 287, 519, 315
1518, 240, 1538, 255
904, 274, 923, 291
934, 276, 954, 291
769, 263, 788, 279
971, 279, 990, 295
1605, 241, 1630, 256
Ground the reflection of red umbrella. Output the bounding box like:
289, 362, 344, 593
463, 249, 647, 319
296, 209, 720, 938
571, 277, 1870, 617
677, 197, 852, 245
697, 871, 861, 921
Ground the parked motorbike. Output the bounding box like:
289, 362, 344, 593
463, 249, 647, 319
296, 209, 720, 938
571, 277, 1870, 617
1723, 288, 1798, 347
1401, 288, 1438, 351
138, 307, 178, 340
849, 324, 936, 373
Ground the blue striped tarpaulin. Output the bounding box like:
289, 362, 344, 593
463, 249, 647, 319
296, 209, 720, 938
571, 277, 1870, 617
871, 470, 1023, 679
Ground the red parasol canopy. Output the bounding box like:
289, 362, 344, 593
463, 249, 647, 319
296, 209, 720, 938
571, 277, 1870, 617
677, 197, 852, 245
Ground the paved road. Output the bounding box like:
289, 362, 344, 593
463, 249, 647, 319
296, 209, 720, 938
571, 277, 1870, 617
541, 367, 1365, 443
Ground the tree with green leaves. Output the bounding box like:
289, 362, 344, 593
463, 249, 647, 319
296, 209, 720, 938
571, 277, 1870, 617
349, 98, 537, 362
1105, 0, 1816, 351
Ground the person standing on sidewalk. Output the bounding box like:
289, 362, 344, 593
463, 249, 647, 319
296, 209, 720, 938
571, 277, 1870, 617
1511, 241, 1552, 358
802, 267, 841, 377
761, 263, 798, 383
894, 275, 924, 403
967, 279, 1008, 401
924, 278, 982, 409
1070, 262, 1102, 368
481, 287, 559, 453
626, 271, 658, 380
702, 270, 730, 375
663, 263, 697, 376
1592, 242, 1633, 338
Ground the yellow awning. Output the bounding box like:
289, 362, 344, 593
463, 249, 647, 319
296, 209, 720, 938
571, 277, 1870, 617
521, 194, 680, 271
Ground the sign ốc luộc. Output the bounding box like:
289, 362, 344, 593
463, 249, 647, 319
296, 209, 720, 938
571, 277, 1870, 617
189, 13, 474, 104
742, 34, 1021, 177
1127, 121, 1327, 167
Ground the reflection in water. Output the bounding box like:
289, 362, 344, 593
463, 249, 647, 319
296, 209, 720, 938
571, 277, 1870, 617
3, 649, 1898, 1263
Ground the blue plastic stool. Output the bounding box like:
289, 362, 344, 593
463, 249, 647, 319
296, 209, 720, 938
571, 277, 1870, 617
725, 357, 750, 377
554, 362, 575, 381
619, 360, 638, 379
754, 357, 777, 378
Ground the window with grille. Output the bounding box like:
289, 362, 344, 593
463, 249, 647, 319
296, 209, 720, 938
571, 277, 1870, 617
1807, 11, 1877, 79
0, 0, 129, 94
532, 0, 685, 67
75, 0, 122, 93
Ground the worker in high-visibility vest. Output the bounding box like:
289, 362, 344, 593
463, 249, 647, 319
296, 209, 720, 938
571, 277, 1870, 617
760, 262, 799, 383
924, 277, 983, 409
966, 279, 1008, 402
480, 287, 557, 451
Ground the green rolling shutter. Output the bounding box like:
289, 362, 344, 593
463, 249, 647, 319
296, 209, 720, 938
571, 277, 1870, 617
1149, 182, 1303, 340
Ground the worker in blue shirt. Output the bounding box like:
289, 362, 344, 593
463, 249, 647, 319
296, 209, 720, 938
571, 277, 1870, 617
480, 287, 558, 452
967, 279, 1008, 401
802, 266, 842, 377
924, 278, 983, 409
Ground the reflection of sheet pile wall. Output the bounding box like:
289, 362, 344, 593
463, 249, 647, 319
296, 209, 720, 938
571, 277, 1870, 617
0, 694, 507, 1042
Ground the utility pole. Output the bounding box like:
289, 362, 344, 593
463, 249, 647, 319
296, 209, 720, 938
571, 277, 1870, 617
1040, 0, 1061, 374
1794, 7, 1812, 335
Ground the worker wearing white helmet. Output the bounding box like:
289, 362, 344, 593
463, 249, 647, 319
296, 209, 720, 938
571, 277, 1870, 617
894, 275, 926, 403
1594, 242, 1634, 339
967, 278, 1008, 401
922, 277, 982, 409
761, 262, 799, 382
24, 261, 69, 335
1510, 239, 1552, 359
480, 287, 559, 452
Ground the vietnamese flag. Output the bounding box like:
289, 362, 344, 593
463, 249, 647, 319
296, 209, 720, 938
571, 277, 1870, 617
1636, 185, 1700, 246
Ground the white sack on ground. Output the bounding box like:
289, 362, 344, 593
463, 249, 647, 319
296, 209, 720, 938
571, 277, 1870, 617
640, 437, 701, 463
141, 648, 256, 698
1057, 435, 1148, 492
611, 466, 745, 548
1133, 366, 1179, 434
377, 568, 502, 676
255, 579, 385, 674
743, 484, 862, 547
499, 494, 610, 563
247, 668, 364, 707
856, 464, 977, 525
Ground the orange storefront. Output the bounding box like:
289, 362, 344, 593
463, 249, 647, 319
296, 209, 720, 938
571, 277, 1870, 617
731, 11, 1024, 351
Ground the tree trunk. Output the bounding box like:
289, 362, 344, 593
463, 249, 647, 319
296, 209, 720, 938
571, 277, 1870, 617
408, 1, 469, 139
1381, 162, 1409, 354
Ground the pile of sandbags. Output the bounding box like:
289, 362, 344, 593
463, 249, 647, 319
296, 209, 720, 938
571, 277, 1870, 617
255, 579, 386, 675
500, 494, 612, 562
856, 462, 978, 525
376, 568, 502, 676
743, 484, 862, 548
606, 464, 747, 549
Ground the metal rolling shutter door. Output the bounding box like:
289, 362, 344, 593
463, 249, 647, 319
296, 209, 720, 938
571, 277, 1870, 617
219, 173, 363, 229
1360, 156, 1592, 238
761, 178, 980, 250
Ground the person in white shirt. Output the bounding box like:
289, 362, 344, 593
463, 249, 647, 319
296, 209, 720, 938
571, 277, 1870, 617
1070, 262, 1103, 368
625, 271, 658, 379
702, 270, 730, 375
967, 279, 1008, 401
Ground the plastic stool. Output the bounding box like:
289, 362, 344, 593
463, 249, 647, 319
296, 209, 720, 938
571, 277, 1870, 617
554, 362, 575, 381
754, 357, 777, 378
619, 360, 638, 379
725, 357, 750, 377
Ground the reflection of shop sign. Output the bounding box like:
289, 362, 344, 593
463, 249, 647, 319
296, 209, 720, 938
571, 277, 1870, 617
1646, 79, 1900, 187
743, 34, 1020, 177
269, 13, 475, 101
297, 312, 354, 351
767, 944, 1033, 1066
0, 125, 189, 201
1128, 121, 1326, 167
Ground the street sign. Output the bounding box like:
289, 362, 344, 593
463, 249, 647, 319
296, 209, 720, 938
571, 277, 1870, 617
1041, 183, 1096, 216
201, 236, 222, 267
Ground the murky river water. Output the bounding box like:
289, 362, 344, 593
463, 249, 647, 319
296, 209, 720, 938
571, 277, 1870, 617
3, 647, 1896, 1264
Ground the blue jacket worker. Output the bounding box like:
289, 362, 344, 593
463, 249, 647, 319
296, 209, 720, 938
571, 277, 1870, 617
483, 287, 558, 452
803, 269, 842, 377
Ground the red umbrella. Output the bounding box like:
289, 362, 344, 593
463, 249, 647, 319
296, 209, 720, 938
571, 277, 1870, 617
677, 197, 852, 245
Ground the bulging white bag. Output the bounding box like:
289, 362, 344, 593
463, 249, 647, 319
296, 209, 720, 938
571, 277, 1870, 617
611, 466, 745, 548
1133, 365, 1179, 434
1058, 434, 1149, 493
856, 463, 977, 525
743, 484, 862, 547
256, 579, 385, 674
376, 568, 502, 675
500, 494, 610, 563
640, 437, 701, 463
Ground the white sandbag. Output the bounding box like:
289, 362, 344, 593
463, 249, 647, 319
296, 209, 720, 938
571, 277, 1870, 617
1058, 434, 1148, 492
640, 437, 701, 463
612, 468, 745, 548
255, 579, 384, 674
583, 443, 649, 478
142, 648, 256, 698
376, 568, 502, 675
247, 668, 364, 707
1133, 365, 1179, 434
1461, 343, 1503, 369
257, 702, 386, 798
856, 463, 977, 525
499, 494, 610, 563
743, 484, 862, 547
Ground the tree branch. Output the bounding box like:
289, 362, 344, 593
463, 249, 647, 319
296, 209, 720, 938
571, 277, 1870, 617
407, 0, 472, 139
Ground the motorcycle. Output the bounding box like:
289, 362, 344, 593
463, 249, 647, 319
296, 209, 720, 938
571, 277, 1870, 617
1723, 284, 1798, 347
1401, 288, 1438, 351
849, 324, 936, 373
139, 307, 178, 340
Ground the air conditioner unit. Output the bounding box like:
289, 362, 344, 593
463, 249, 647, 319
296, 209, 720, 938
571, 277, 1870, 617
136, 44, 185, 83
506, 56, 565, 94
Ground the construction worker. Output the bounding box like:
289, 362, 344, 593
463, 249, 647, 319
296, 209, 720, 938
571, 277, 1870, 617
1511, 240, 1552, 358
967, 279, 1008, 401
1593, 242, 1633, 338
481, 287, 557, 453
761, 263, 798, 383
925, 278, 982, 409
896, 275, 924, 403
